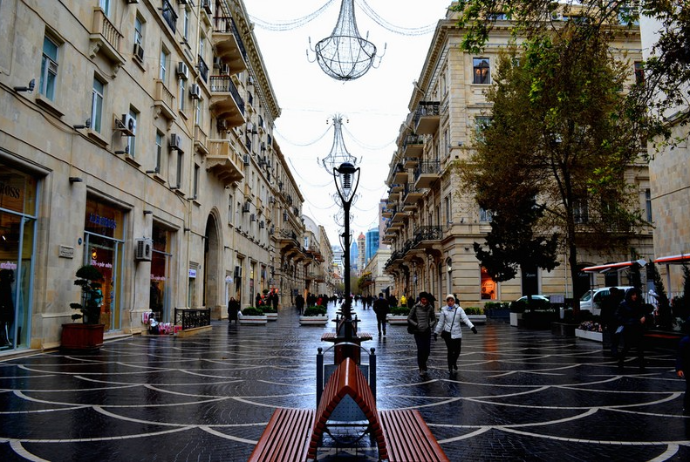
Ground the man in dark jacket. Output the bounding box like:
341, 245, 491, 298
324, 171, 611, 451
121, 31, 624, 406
407, 292, 437, 375
373, 293, 389, 336
615, 287, 649, 369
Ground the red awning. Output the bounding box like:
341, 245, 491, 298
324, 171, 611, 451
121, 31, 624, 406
582, 261, 636, 273
654, 254, 690, 265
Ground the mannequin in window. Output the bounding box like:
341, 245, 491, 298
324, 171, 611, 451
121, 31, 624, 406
0, 269, 15, 347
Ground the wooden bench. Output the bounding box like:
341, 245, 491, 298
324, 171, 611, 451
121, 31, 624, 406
308, 357, 387, 461
247, 408, 315, 462
380, 409, 450, 462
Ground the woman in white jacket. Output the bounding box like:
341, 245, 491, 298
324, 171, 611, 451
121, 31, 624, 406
434, 294, 477, 373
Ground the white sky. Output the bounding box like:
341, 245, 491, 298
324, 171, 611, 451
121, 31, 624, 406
244, 0, 452, 248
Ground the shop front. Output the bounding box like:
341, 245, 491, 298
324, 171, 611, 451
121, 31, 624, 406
0, 165, 38, 351
83, 197, 125, 332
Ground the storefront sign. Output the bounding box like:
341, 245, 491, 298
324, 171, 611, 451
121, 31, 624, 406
59, 245, 74, 259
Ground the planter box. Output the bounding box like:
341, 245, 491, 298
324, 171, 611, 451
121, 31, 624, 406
467, 315, 487, 325
510, 312, 522, 327
575, 329, 603, 342
61, 323, 104, 351
265, 312, 278, 321
299, 315, 329, 326
485, 308, 510, 320
386, 314, 408, 325
239, 315, 267, 325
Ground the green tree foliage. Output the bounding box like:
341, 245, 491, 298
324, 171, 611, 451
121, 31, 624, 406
452, 0, 689, 142
458, 26, 648, 315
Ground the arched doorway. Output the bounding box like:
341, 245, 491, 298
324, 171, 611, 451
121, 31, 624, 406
203, 213, 221, 311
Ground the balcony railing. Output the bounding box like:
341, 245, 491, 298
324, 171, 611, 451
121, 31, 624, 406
92, 8, 122, 52
210, 75, 245, 114
213, 16, 248, 62
161, 0, 178, 33
414, 225, 443, 243
153, 80, 175, 119
414, 101, 441, 135
414, 161, 441, 182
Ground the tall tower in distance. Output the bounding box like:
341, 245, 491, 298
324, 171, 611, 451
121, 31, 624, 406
357, 232, 366, 275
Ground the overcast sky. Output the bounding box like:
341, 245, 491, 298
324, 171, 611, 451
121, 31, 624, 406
244, 0, 452, 248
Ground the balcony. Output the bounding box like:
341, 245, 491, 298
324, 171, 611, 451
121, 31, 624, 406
403, 134, 424, 157
88, 8, 125, 69
194, 124, 209, 155
403, 183, 424, 205
392, 209, 408, 223
413, 226, 443, 249
209, 76, 245, 127
414, 102, 441, 135
403, 156, 419, 169
382, 207, 393, 218
153, 80, 176, 121
161, 0, 177, 33
414, 161, 441, 189
212, 16, 248, 74
391, 163, 407, 184
206, 140, 245, 186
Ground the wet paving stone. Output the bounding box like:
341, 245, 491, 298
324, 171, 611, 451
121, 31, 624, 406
1, 302, 689, 461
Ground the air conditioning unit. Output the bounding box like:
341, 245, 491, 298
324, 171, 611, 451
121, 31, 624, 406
234, 265, 242, 278
170, 133, 182, 150
250, 213, 256, 222
119, 113, 136, 136
202, 0, 212, 14
133, 43, 144, 61
242, 202, 250, 213
190, 84, 201, 99
176, 62, 189, 80
243, 154, 250, 165
134, 238, 152, 261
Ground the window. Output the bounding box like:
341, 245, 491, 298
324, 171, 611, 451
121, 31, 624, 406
228, 194, 234, 224
473, 57, 490, 84
645, 189, 652, 222
134, 16, 143, 46
479, 207, 493, 223
99, 0, 111, 17
195, 99, 203, 126
178, 78, 185, 111
90, 78, 104, 133
154, 132, 163, 173
634, 61, 644, 85
475, 116, 492, 143
40, 36, 59, 101
160, 47, 170, 82
183, 7, 190, 41
573, 198, 589, 223
175, 151, 184, 188
127, 109, 138, 156
444, 196, 451, 224
193, 164, 199, 199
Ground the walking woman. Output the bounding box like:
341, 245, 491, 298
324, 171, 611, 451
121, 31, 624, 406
434, 294, 477, 374
407, 292, 437, 375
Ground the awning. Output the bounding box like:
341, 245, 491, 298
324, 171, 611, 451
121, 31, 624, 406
582, 260, 646, 273
654, 254, 690, 265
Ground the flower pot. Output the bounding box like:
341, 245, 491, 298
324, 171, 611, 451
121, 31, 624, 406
575, 329, 603, 342
61, 323, 104, 351
386, 314, 409, 325
299, 315, 328, 326
239, 315, 267, 325
265, 312, 278, 321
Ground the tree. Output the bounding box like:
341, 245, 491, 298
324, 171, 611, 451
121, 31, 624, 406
452, 1, 689, 141
473, 194, 560, 284
458, 25, 648, 317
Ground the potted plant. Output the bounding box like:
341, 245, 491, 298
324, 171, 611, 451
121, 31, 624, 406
239, 306, 267, 325
386, 305, 410, 325
262, 304, 278, 321
61, 265, 105, 351
299, 305, 329, 326
463, 306, 487, 325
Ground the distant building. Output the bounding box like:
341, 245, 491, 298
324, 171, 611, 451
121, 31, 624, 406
357, 233, 366, 276
365, 228, 380, 263
350, 240, 359, 273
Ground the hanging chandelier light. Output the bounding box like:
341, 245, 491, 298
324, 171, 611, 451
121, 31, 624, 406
320, 114, 359, 173
308, 0, 385, 81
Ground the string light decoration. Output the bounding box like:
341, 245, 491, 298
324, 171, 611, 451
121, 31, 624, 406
320, 114, 359, 173
307, 0, 385, 81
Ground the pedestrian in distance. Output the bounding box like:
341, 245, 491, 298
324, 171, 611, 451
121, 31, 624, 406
434, 294, 477, 373
400, 294, 407, 308
615, 287, 650, 370
373, 293, 390, 336
407, 291, 437, 376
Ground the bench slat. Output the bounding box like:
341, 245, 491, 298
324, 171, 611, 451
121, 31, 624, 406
249, 408, 314, 462
380, 409, 449, 462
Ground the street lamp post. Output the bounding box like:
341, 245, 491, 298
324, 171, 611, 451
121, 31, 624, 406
333, 162, 360, 342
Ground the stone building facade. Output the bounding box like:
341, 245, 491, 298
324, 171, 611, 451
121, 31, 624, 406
382, 10, 654, 305
0, 0, 328, 351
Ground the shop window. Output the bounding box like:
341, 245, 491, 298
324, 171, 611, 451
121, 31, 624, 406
481, 267, 497, 300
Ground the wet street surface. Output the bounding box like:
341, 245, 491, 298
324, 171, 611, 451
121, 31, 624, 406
1, 302, 689, 461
